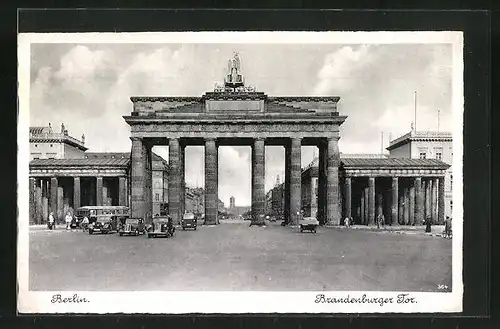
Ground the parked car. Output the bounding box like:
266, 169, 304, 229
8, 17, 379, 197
119, 218, 145, 236
299, 217, 319, 233
88, 216, 116, 235
181, 212, 197, 230
147, 216, 175, 238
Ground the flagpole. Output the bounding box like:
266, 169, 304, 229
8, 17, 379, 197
414, 91, 417, 132
437, 109, 440, 132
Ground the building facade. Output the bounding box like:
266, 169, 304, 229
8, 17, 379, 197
387, 131, 453, 218
28, 124, 169, 224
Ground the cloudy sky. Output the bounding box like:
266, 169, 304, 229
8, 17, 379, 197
29, 42, 453, 207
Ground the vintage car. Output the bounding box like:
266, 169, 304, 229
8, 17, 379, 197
119, 218, 145, 236
75, 206, 129, 229
147, 216, 175, 238
181, 212, 197, 230
88, 215, 116, 235
299, 217, 319, 233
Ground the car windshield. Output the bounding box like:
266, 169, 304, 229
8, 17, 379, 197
126, 218, 139, 224
183, 213, 195, 220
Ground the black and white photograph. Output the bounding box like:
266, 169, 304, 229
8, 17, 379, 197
17, 31, 463, 313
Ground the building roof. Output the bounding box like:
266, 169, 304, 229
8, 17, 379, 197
30, 158, 130, 167
387, 130, 453, 151
84, 152, 130, 159
341, 158, 450, 169
30, 125, 88, 151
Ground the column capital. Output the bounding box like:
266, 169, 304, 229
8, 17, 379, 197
204, 137, 217, 142
327, 136, 340, 142
130, 137, 143, 142
254, 137, 266, 143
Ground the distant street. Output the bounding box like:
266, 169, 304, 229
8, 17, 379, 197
29, 220, 452, 292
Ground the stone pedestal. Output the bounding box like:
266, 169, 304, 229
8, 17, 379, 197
391, 177, 398, 225
289, 138, 302, 225
204, 138, 218, 225
326, 138, 340, 225
251, 138, 266, 226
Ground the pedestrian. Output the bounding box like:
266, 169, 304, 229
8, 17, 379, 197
65, 212, 72, 230
376, 213, 385, 229
444, 216, 452, 238
344, 217, 350, 228
81, 215, 89, 231
425, 216, 432, 233
48, 212, 55, 230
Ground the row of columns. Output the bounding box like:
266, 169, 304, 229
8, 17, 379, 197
344, 176, 445, 226
130, 136, 342, 227
29, 176, 128, 224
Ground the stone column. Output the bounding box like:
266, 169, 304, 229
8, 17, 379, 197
398, 193, 404, 225
360, 190, 365, 225
251, 138, 266, 226
289, 138, 302, 225
425, 179, 431, 221
73, 177, 81, 210
204, 138, 218, 225
326, 137, 340, 225
431, 178, 438, 224
35, 179, 42, 224
96, 177, 103, 206
391, 177, 398, 225
409, 183, 415, 225
317, 142, 327, 225
415, 177, 424, 225
42, 179, 49, 223
438, 176, 445, 223
50, 177, 58, 221
404, 186, 410, 225
119, 176, 127, 206
368, 177, 375, 225
29, 178, 35, 224
131, 137, 147, 219
364, 187, 369, 225
180, 144, 186, 217
284, 144, 291, 224
169, 138, 181, 224
345, 177, 352, 219
376, 193, 383, 218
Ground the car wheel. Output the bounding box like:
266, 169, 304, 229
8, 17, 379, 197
89, 229, 93, 235
182, 227, 185, 231
194, 227, 197, 231
119, 232, 123, 236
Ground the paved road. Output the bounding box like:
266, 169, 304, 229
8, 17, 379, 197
29, 221, 452, 292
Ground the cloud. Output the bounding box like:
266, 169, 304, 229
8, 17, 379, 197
313, 45, 373, 95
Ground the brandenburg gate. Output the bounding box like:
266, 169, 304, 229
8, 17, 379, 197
123, 54, 347, 226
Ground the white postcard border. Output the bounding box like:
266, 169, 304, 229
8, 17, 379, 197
17, 31, 464, 314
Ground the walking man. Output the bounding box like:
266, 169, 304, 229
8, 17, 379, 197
48, 212, 55, 230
